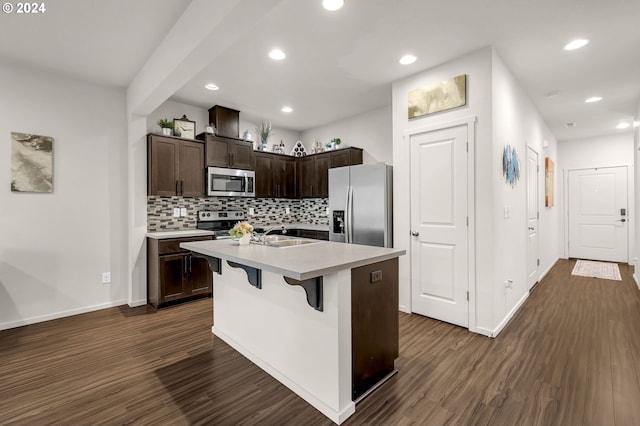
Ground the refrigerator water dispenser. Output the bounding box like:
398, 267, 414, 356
333, 210, 345, 234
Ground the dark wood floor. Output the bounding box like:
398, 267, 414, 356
1, 259, 639, 425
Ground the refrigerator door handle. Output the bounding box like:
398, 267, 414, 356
347, 186, 354, 244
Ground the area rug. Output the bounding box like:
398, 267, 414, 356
571, 259, 622, 281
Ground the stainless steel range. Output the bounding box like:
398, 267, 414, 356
197, 210, 246, 240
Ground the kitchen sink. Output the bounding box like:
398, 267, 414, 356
253, 235, 323, 247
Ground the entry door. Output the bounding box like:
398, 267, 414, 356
568, 166, 628, 262
526, 147, 539, 289
410, 125, 468, 328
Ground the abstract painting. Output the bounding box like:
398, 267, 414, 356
11, 132, 54, 193
545, 157, 555, 207
408, 74, 467, 119
502, 144, 520, 187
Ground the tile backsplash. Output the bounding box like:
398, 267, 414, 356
147, 196, 329, 232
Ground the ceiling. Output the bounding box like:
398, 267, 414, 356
1, 0, 638, 141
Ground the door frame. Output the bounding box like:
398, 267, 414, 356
526, 146, 540, 289
404, 116, 476, 331
563, 165, 634, 264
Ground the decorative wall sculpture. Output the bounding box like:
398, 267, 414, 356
408, 74, 467, 119
11, 132, 54, 193
502, 144, 520, 188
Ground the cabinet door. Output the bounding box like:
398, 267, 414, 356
330, 149, 352, 168
206, 138, 231, 167
313, 154, 330, 198
281, 157, 297, 198
231, 140, 255, 170
158, 254, 189, 303
298, 157, 314, 198
180, 141, 205, 197
148, 136, 179, 196
188, 255, 213, 295
255, 153, 274, 197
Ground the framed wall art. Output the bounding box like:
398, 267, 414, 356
502, 144, 520, 188
11, 132, 54, 193
173, 115, 195, 139
408, 74, 467, 119
545, 157, 555, 207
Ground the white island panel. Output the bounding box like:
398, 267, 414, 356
213, 263, 355, 423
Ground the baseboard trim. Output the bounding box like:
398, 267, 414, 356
212, 325, 355, 424
539, 257, 559, 282
128, 299, 147, 308
634, 273, 639, 290
398, 304, 410, 314
489, 291, 530, 338
0, 299, 128, 331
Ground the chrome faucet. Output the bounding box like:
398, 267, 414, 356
258, 224, 287, 243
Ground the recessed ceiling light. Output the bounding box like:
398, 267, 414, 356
281, 106, 293, 113
616, 122, 631, 129
322, 0, 344, 11
634, 121, 640, 128
269, 49, 286, 60
565, 122, 577, 128
399, 54, 417, 65
205, 83, 219, 91
564, 39, 589, 51
585, 96, 602, 103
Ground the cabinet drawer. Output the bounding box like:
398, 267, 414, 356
158, 236, 213, 255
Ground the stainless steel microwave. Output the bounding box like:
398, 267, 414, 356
207, 167, 255, 197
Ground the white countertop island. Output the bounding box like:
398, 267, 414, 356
181, 239, 405, 424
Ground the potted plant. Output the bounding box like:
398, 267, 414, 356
255, 120, 273, 150
332, 138, 342, 149
157, 118, 174, 136
229, 221, 254, 245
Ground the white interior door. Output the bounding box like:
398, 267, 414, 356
568, 166, 628, 262
527, 147, 539, 289
410, 125, 468, 328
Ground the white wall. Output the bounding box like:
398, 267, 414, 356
301, 106, 393, 165
392, 47, 562, 337
491, 51, 561, 332
392, 48, 493, 331
558, 132, 635, 262
147, 99, 209, 136
240, 115, 302, 154
0, 63, 128, 330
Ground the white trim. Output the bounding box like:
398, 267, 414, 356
212, 326, 355, 425
128, 299, 147, 308
526, 145, 540, 290
634, 273, 639, 290
0, 300, 128, 331
489, 291, 530, 338
539, 257, 559, 282
398, 304, 410, 314
404, 116, 477, 333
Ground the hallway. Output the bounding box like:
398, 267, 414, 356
0, 260, 639, 425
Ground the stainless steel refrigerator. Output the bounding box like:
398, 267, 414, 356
329, 163, 393, 247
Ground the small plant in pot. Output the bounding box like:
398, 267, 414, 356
157, 118, 174, 136
255, 120, 274, 151
332, 138, 342, 149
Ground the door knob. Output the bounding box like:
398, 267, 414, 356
411, 231, 419, 237
617, 218, 627, 222
528, 226, 535, 230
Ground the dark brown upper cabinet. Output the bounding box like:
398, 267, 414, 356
255, 152, 297, 198
208, 105, 240, 139
199, 133, 255, 170
297, 148, 362, 198
148, 135, 205, 197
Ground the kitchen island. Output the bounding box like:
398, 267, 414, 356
181, 238, 405, 424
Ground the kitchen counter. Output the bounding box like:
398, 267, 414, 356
146, 229, 215, 239
181, 239, 403, 281
182, 239, 404, 424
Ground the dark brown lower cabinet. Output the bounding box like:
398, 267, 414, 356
351, 257, 399, 400
148, 236, 213, 309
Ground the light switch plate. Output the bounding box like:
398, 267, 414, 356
173, 208, 180, 217
285, 206, 290, 215
249, 207, 255, 215
180, 208, 187, 217
102, 272, 111, 284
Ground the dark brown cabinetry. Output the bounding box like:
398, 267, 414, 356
208, 105, 240, 139
198, 133, 255, 170
147, 236, 213, 309
255, 152, 297, 198
297, 148, 362, 198
148, 135, 205, 197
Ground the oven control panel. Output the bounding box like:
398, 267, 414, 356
198, 210, 246, 221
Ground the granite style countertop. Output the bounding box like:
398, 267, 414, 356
146, 230, 215, 239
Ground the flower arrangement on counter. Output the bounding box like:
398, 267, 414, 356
229, 221, 254, 238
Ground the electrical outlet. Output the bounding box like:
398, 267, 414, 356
370, 270, 383, 283
180, 208, 187, 217
102, 272, 111, 284
173, 208, 180, 217
249, 207, 255, 216
326, 207, 329, 216
285, 206, 290, 215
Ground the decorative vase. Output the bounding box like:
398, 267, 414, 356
161, 128, 172, 136
239, 234, 251, 245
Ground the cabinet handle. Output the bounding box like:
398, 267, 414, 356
181, 180, 184, 195
183, 256, 188, 275
176, 180, 179, 195
189, 255, 193, 273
